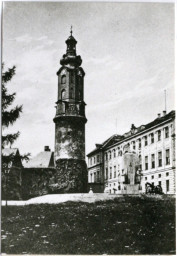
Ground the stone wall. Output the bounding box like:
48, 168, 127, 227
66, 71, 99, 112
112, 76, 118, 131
54, 159, 88, 193
2, 159, 88, 200
21, 167, 56, 200
1, 167, 22, 200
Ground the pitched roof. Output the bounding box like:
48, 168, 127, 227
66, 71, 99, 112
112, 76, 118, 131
87, 134, 123, 157
2, 148, 19, 156
24, 151, 54, 168
122, 110, 175, 139
87, 110, 175, 156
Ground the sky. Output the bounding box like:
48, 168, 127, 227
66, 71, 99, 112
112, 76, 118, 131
2, 2, 175, 158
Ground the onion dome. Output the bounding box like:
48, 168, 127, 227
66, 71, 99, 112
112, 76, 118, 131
60, 26, 82, 67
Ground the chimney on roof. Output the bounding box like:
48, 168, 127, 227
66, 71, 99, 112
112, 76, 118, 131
44, 146, 50, 152
163, 110, 166, 116
158, 113, 161, 118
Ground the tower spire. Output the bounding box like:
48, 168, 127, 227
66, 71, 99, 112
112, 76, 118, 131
70, 25, 73, 36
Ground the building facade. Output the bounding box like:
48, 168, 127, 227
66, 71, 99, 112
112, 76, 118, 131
87, 110, 175, 194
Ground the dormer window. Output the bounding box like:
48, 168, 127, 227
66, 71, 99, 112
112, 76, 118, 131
61, 75, 66, 84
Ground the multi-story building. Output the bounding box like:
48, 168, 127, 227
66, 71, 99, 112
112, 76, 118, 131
87, 110, 175, 194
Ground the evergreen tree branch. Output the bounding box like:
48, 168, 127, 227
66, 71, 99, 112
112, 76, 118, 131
2, 65, 16, 84
2, 86, 16, 111
2, 132, 20, 148
21, 153, 31, 162
2, 105, 23, 128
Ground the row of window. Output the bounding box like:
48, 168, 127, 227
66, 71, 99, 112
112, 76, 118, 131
104, 126, 170, 160
144, 172, 169, 181
104, 149, 170, 180
105, 166, 121, 180
90, 171, 100, 183
144, 149, 170, 170
89, 154, 100, 166
61, 89, 82, 100
61, 74, 82, 84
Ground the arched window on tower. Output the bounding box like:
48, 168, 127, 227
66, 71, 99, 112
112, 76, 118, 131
71, 73, 74, 83
61, 89, 66, 100
78, 75, 82, 85
78, 90, 82, 100
61, 75, 66, 84
70, 88, 74, 99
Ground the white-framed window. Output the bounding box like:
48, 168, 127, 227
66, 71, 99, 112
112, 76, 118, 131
97, 171, 100, 182
165, 126, 169, 138
145, 156, 148, 170
110, 167, 112, 179
114, 166, 116, 178
94, 172, 96, 182
144, 136, 148, 146
132, 141, 136, 150
151, 154, 155, 169
139, 155, 142, 170
105, 168, 108, 179
90, 158, 92, 166
113, 149, 116, 158
165, 149, 170, 165
166, 180, 170, 192
105, 153, 108, 161
90, 173, 93, 183
158, 151, 162, 167
139, 139, 141, 149
157, 130, 161, 141
150, 133, 154, 144
109, 151, 112, 160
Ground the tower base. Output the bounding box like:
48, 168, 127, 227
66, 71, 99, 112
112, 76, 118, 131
55, 159, 88, 193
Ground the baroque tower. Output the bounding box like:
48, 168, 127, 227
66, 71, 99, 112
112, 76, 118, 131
53, 29, 88, 193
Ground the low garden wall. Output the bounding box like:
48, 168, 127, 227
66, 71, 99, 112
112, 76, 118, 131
2, 159, 88, 200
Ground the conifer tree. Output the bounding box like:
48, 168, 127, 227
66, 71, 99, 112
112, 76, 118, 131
2, 64, 30, 165
2, 64, 22, 148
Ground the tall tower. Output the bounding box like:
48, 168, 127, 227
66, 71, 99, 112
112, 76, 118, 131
53, 29, 87, 193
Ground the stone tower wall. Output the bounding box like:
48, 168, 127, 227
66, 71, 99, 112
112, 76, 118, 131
55, 117, 85, 161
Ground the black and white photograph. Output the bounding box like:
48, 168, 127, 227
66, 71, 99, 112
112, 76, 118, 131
1, 1, 175, 255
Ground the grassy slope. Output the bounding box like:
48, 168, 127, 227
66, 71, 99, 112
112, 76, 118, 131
1, 195, 176, 254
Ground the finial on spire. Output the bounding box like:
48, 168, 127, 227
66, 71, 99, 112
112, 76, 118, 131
70, 25, 73, 36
